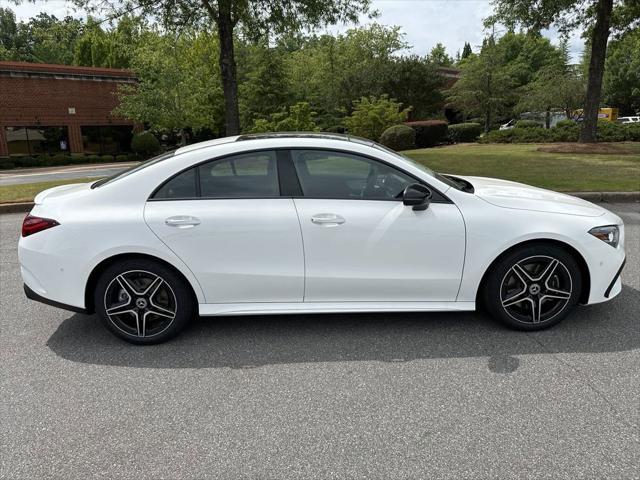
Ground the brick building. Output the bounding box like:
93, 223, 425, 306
0, 61, 137, 158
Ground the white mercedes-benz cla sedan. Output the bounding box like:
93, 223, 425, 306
19, 133, 626, 344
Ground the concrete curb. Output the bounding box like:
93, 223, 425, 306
1, 192, 638, 215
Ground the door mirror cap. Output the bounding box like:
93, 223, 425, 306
403, 183, 432, 211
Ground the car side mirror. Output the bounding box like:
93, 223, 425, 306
403, 183, 432, 211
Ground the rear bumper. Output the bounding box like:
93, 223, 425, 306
23, 284, 89, 314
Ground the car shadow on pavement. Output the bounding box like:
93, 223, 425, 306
47, 285, 640, 370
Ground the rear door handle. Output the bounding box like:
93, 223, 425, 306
165, 215, 201, 228
311, 213, 346, 225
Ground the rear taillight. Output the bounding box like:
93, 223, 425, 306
22, 214, 60, 237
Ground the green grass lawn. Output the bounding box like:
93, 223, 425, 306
403, 142, 640, 192
0, 178, 99, 203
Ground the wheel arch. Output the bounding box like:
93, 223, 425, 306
476, 238, 591, 307
84, 253, 200, 314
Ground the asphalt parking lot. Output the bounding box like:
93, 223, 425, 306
1, 203, 639, 479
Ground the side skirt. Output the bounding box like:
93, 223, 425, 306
199, 301, 476, 316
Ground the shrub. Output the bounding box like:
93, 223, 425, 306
98, 155, 115, 163
404, 120, 448, 148
623, 123, 640, 141
0, 158, 15, 169
86, 155, 101, 163
514, 119, 542, 129
49, 154, 72, 166
596, 121, 626, 142
131, 131, 161, 157
448, 123, 482, 143
115, 154, 129, 162
379, 125, 416, 151
126, 153, 140, 162
344, 95, 411, 141
13, 156, 40, 168
550, 124, 579, 142
555, 119, 577, 128
323, 125, 346, 134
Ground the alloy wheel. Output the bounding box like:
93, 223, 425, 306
103, 270, 177, 338
500, 255, 573, 324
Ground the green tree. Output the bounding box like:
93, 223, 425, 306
489, 0, 640, 142
516, 42, 586, 125
249, 102, 319, 133
461, 42, 473, 60
344, 95, 411, 140
67, 0, 372, 136
428, 42, 453, 66
114, 31, 225, 141
604, 29, 640, 115
446, 36, 516, 131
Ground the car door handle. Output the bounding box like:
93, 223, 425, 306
311, 213, 346, 225
165, 215, 201, 228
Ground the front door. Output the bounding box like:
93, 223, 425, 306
289, 149, 465, 302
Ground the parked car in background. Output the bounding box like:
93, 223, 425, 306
617, 116, 640, 124
19, 133, 626, 344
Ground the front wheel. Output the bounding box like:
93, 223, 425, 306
94, 259, 195, 344
482, 245, 582, 330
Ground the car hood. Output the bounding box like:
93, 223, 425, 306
33, 182, 93, 205
459, 176, 606, 217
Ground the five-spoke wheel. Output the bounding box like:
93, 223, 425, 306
95, 259, 194, 344
483, 245, 581, 330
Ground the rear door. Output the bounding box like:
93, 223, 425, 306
144, 150, 304, 304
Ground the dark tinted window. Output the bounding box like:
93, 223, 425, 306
291, 150, 414, 200
153, 167, 197, 199
199, 151, 279, 198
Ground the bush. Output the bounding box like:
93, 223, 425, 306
14, 156, 40, 168
448, 123, 482, 143
596, 121, 626, 142
0, 158, 15, 169
98, 155, 115, 163
379, 125, 416, 151
85, 155, 101, 163
515, 119, 542, 129
323, 125, 346, 134
249, 102, 320, 133
48, 154, 72, 166
115, 154, 129, 162
126, 153, 140, 162
344, 95, 411, 140
555, 119, 577, 128
623, 123, 640, 141
404, 120, 448, 148
131, 131, 161, 157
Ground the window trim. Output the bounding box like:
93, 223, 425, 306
147, 146, 452, 204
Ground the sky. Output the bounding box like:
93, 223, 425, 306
10, 0, 585, 61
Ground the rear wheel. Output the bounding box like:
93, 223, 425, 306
483, 244, 582, 330
94, 259, 194, 344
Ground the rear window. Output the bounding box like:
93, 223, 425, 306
92, 151, 175, 188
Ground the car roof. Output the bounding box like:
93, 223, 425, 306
174, 132, 375, 156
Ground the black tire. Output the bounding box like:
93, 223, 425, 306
94, 258, 195, 344
482, 244, 582, 331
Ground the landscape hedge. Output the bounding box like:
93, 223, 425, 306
404, 120, 448, 148
0, 152, 139, 170
379, 124, 416, 151
448, 122, 482, 143
479, 121, 640, 143
514, 119, 542, 129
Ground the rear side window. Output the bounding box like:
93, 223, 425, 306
151, 150, 279, 200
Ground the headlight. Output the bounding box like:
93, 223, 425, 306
589, 225, 620, 248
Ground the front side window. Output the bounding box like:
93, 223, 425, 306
152, 150, 279, 200
291, 150, 415, 200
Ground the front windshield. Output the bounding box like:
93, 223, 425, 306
92, 151, 176, 188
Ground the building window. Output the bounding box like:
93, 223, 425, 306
5, 126, 69, 156
81, 126, 133, 155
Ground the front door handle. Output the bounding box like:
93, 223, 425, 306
165, 215, 201, 228
311, 213, 346, 226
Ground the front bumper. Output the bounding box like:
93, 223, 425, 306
604, 257, 625, 299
